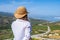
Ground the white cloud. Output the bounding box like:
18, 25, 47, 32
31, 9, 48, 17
54, 17, 60, 19
0, 1, 32, 13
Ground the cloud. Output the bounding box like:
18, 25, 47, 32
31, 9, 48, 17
0, 0, 37, 19
0, 1, 32, 13
54, 17, 60, 19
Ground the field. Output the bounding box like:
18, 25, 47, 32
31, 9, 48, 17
0, 24, 60, 40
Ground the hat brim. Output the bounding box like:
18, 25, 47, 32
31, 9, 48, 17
14, 13, 27, 19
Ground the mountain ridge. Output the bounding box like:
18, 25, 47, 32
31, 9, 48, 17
0, 12, 60, 22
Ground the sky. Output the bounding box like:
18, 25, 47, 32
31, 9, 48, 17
0, 0, 60, 20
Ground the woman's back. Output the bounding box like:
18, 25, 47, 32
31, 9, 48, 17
11, 19, 31, 40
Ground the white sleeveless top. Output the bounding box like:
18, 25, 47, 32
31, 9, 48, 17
11, 19, 31, 40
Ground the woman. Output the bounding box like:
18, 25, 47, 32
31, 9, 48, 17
11, 6, 32, 40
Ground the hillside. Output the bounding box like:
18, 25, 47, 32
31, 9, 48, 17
0, 16, 48, 29
0, 12, 49, 40
0, 12, 49, 30
0, 12, 60, 40
0, 12, 60, 30
30, 18, 49, 25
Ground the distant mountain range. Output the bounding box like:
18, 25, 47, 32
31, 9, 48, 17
0, 12, 13, 17
39, 17, 60, 22
0, 13, 49, 29
0, 12, 60, 30
0, 12, 60, 22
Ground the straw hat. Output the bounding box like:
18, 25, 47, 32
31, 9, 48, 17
14, 6, 28, 19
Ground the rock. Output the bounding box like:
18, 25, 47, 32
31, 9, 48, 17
53, 33, 59, 36
48, 34, 53, 36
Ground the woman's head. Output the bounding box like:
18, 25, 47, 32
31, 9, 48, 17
14, 6, 28, 20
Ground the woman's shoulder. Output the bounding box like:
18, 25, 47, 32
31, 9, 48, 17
24, 21, 31, 27
25, 21, 30, 24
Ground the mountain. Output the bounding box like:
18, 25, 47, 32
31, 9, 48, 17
0, 15, 14, 30
30, 18, 49, 25
0, 12, 60, 22
0, 12, 13, 17
0, 15, 48, 29
0, 12, 49, 29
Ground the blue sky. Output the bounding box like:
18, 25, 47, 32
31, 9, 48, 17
0, 0, 60, 20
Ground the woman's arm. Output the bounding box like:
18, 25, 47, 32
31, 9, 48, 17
23, 22, 31, 40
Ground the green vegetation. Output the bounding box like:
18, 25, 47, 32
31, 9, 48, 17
32, 38, 39, 40
0, 29, 13, 40
0, 15, 60, 40
31, 25, 47, 35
